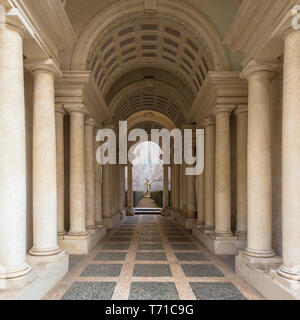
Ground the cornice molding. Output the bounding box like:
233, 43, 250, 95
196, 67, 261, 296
55, 71, 111, 126
224, 0, 297, 66
9, 0, 76, 64
25, 58, 62, 77
188, 72, 248, 126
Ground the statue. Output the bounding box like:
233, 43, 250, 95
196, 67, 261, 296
144, 178, 155, 198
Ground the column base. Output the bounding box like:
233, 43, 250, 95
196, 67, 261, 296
161, 208, 171, 216
0, 251, 68, 299
244, 247, 276, 258
195, 222, 205, 229
277, 265, 300, 281
58, 226, 107, 255
103, 214, 121, 230
86, 225, 97, 232
235, 251, 300, 300
170, 209, 180, 219
214, 231, 234, 238
117, 208, 126, 220
0, 263, 32, 280
29, 246, 61, 257
176, 215, 196, 230
192, 227, 246, 255
126, 207, 135, 216
234, 231, 247, 240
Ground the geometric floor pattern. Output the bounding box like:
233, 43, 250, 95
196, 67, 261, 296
44, 215, 263, 300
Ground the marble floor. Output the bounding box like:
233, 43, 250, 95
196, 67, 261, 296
44, 215, 263, 300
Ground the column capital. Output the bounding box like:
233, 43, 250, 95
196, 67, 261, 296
241, 59, 279, 80
24, 59, 62, 77
85, 118, 96, 127
234, 105, 248, 116
1, 22, 25, 38
215, 105, 235, 115
55, 104, 66, 115
64, 104, 86, 114
203, 117, 215, 127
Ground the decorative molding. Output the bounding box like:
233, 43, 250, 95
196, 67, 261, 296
9, 0, 76, 64
240, 59, 280, 80
224, 0, 298, 66
144, 0, 157, 14
126, 110, 176, 131
25, 58, 62, 77
188, 72, 248, 126
55, 71, 111, 125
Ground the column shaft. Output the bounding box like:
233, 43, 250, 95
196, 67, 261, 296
30, 69, 60, 256
95, 136, 103, 226
204, 119, 215, 230
278, 30, 300, 280
102, 164, 111, 218
186, 170, 196, 219
214, 106, 233, 237
196, 172, 205, 226
163, 165, 169, 208
242, 61, 275, 258
235, 106, 248, 238
0, 25, 31, 278
174, 165, 180, 211
56, 105, 66, 236
85, 119, 96, 230
67, 107, 87, 236
127, 165, 133, 208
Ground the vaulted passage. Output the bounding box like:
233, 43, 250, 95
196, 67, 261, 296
1, 0, 300, 301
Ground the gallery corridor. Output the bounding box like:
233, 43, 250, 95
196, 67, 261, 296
45, 216, 262, 300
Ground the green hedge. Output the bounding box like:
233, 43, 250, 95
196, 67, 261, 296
151, 191, 163, 208
151, 191, 171, 208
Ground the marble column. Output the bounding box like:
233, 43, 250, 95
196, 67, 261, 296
94, 130, 103, 227
241, 60, 276, 258
55, 104, 66, 236
102, 164, 112, 219
85, 118, 97, 230
204, 118, 216, 231
65, 105, 87, 236
163, 165, 169, 209
278, 29, 300, 280
234, 105, 248, 239
127, 164, 134, 214
170, 165, 175, 208
214, 106, 234, 238
174, 165, 181, 211
30, 67, 61, 256
196, 172, 205, 227
180, 165, 186, 214
0, 24, 31, 278
120, 166, 125, 209
186, 169, 196, 219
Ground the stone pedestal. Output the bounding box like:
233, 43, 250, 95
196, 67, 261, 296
193, 227, 246, 255
235, 251, 300, 300
58, 226, 106, 255
103, 214, 121, 230
0, 251, 68, 300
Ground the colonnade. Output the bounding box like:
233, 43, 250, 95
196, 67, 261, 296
0, 22, 127, 280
